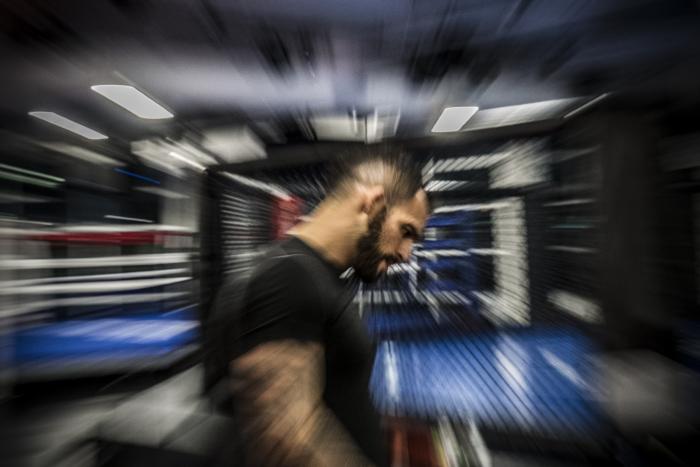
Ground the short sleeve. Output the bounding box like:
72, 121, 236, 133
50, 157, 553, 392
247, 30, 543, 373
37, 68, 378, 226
236, 255, 326, 354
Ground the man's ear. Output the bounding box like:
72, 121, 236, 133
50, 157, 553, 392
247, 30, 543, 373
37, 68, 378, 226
359, 185, 385, 215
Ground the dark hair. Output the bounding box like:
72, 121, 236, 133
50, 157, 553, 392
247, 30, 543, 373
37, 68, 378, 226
325, 145, 424, 207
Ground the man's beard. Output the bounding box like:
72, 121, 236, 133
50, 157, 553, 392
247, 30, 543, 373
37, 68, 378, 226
353, 207, 390, 283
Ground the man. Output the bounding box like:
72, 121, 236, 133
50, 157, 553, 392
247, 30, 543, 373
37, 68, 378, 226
225, 151, 429, 466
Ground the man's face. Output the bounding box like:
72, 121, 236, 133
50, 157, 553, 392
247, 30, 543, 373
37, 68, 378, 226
353, 190, 429, 283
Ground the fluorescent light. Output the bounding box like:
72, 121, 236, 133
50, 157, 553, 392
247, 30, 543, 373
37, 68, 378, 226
40, 143, 124, 166
0, 192, 53, 204
542, 198, 594, 207
424, 180, 470, 192
223, 172, 291, 200
0, 216, 53, 226
0, 169, 61, 189
91, 85, 173, 119
29, 111, 108, 140
0, 163, 64, 182
434, 201, 513, 213
431, 153, 509, 173
431, 106, 479, 133
168, 151, 206, 171
104, 215, 153, 223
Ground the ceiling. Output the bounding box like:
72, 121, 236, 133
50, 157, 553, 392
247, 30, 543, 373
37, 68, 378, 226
1, 0, 700, 165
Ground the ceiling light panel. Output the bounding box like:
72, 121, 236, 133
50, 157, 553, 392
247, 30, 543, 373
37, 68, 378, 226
29, 112, 108, 140
431, 106, 479, 133
310, 115, 366, 141
91, 85, 173, 119
463, 98, 580, 131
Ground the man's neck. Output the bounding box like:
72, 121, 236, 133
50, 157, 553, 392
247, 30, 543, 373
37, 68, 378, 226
288, 200, 355, 270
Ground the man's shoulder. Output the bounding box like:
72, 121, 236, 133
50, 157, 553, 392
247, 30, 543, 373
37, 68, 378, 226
252, 240, 327, 281
217, 239, 334, 313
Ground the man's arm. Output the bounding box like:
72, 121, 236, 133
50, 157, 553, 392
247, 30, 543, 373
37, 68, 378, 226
231, 339, 374, 466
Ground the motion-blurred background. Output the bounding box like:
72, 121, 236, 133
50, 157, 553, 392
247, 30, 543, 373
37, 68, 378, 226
2, 1, 700, 466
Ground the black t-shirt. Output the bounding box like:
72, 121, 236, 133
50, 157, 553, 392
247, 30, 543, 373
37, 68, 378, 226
225, 236, 387, 466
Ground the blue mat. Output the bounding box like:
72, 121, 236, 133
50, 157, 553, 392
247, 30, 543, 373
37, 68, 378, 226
370, 327, 602, 436
12, 305, 198, 363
